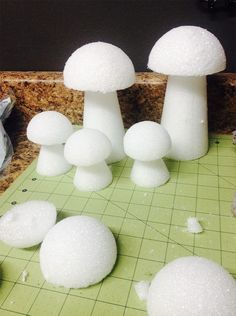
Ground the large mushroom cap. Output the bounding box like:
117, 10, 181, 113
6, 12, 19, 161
63, 42, 135, 93
64, 128, 112, 166
40, 215, 117, 288
27, 111, 73, 146
148, 25, 226, 76
124, 121, 171, 161
147, 256, 236, 315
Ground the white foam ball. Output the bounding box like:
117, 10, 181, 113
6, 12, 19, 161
147, 256, 236, 316
0, 200, 57, 248
124, 121, 171, 161
63, 42, 135, 93
40, 215, 117, 288
148, 26, 226, 76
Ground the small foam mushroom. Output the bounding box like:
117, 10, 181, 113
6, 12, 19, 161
27, 111, 73, 176
0, 200, 57, 248
124, 121, 171, 187
40, 215, 117, 288
63, 42, 135, 163
64, 128, 112, 191
148, 26, 226, 160
147, 256, 236, 315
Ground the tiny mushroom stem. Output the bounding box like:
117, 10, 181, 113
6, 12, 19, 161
148, 25, 226, 161
63, 41, 135, 164
64, 128, 112, 191
124, 121, 171, 188
27, 111, 73, 176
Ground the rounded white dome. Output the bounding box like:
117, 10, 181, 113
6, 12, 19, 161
147, 256, 236, 316
124, 121, 171, 161
63, 42, 135, 93
27, 111, 73, 145
64, 128, 112, 166
148, 26, 226, 76
0, 200, 57, 248
40, 215, 117, 288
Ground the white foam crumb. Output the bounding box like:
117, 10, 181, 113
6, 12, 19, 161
134, 281, 150, 301
231, 192, 236, 216
187, 217, 203, 234
10, 301, 15, 305
21, 270, 29, 282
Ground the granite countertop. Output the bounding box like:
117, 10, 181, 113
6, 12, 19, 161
0, 71, 235, 194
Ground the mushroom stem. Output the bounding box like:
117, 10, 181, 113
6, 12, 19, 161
83, 91, 125, 164
161, 76, 208, 160
73, 161, 112, 191
131, 159, 170, 188
37, 144, 71, 176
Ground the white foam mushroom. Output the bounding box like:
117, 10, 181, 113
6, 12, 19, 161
147, 256, 236, 316
63, 41, 135, 163
64, 128, 112, 191
124, 121, 171, 187
0, 200, 57, 248
40, 215, 117, 289
148, 26, 226, 160
27, 111, 74, 176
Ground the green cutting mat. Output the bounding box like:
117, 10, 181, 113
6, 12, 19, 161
0, 135, 236, 316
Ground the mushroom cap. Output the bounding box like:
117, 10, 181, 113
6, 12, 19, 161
64, 128, 112, 166
40, 215, 117, 288
148, 25, 226, 76
63, 42, 135, 93
124, 121, 171, 161
27, 111, 73, 146
147, 256, 236, 315
0, 200, 57, 248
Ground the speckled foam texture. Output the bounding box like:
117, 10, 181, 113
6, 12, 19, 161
147, 256, 236, 316
40, 215, 117, 289
124, 121, 171, 161
27, 111, 74, 146
0, 200, 57, 248
148, 26, 226, 76
63, 42, 135, 93
64, 128, 112, 166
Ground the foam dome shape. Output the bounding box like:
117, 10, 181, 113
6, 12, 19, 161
64, 128, 112, 166
124, 121, 171, 161
27, 111, 73, 146
64, 41, 135, 93
148, 25, 226, 76
147, 256, 236, 316
0, 200, 57, 248
40, 215, 117, 288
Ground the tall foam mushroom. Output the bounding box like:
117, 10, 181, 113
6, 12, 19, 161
63, 42, 135, 164
148, 26, 226, 160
